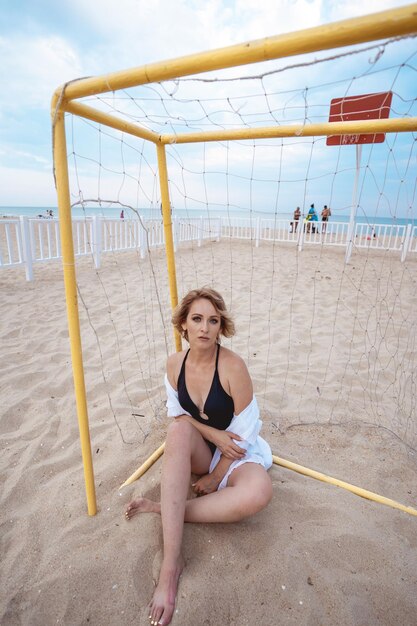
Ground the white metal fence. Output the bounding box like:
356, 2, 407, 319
0, 215, 415, 281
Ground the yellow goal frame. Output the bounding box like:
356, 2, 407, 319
51, 4, 417, 516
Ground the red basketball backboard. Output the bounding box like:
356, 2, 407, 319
326, 91, 392, 146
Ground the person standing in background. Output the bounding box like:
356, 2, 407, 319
321, 205, 331, 233
290, 207, 301, 233
305, 204, 318, 233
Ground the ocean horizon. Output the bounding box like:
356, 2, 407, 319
0, 205, 415, 227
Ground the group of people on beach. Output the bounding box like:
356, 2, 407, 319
290, 203, 332, 234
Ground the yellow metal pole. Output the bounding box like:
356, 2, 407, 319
121, 447, 417, 517
120, 443, 166, 489
63, 100, 159, 144
272, 455, 417, 517
57, 4, 417, 100
120, 144, 182, 490
61, 100, 417, 149
52, 108, 97, 516
161, 116, 417, 145
156, 142, 182, 352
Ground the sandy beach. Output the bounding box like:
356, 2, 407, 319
1, 239, 417, 626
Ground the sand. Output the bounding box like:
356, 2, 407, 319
1, 239, 416, 626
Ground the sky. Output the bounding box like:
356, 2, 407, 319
0, 0, 415, 217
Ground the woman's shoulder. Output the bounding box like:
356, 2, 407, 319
219, 346, 253, 408
219, 346, 248, 374
166, 350, 188, 388
167, 349, 187, 363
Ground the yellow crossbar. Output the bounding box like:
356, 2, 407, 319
161, 117, 417, 145
64, 101, 160, 143
55, 5, 417, 101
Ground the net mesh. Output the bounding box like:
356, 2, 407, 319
64, 35, 417, 452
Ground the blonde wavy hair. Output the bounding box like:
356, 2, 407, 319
172, 287, 235, 342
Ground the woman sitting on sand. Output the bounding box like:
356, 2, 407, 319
125, 287, 273, 626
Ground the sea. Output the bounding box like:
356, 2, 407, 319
0, 206, 415, 227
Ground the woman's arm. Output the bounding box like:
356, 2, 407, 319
192, 455, 234, 495
176, 413, 245, 460
225, 351, 253, 415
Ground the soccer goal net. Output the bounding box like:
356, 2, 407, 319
52, 5, 417, 514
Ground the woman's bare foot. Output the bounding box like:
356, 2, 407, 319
125, 497, 161, 520
148, 555, 185, 626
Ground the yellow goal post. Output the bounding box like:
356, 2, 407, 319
51, 4, 417, 516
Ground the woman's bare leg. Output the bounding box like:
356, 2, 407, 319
129, 420, 211, 626
184, 463, 272, 523
125, 429, 271, 625
126, 463, 272, 524
126, 463, 272, 523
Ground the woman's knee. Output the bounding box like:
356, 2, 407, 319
242, 472, 272, 516
230, 466, 273, 516
166, 418, 197, 445
253, 473, 273, 511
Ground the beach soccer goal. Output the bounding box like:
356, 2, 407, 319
52, 4, 417, 515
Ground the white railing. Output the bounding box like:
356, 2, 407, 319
0, 220, 24, 267
221, 217, 416, 258
0, 215, 415, 281
221, 217, 256, 242
173, 217, 221, 249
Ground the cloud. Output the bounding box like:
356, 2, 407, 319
0, 35, 83, 111
68, 0, 323, 73
66, 0, 410, 82
5, 149, 50, 167
324, 0, 412, 23
1, 0, 415, 213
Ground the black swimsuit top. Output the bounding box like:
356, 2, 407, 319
177, 344, 235, 451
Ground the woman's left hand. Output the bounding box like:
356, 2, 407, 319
192, 473, 220, 496
210, 430, 245, 460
